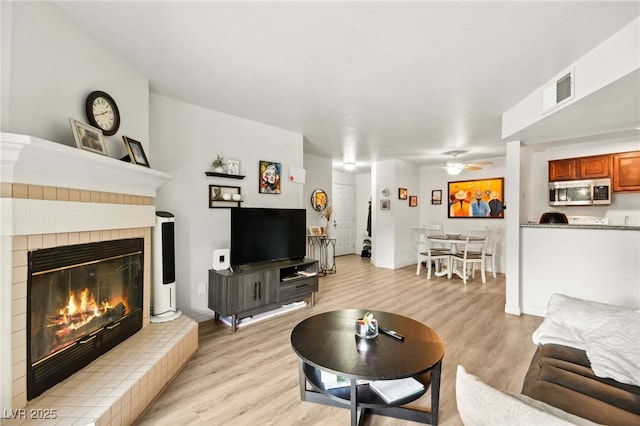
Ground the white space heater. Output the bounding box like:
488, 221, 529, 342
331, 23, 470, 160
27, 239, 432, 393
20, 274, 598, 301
151, 211, 182, 322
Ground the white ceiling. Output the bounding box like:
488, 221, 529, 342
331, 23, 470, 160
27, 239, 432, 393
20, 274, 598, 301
55, 1, 640, 172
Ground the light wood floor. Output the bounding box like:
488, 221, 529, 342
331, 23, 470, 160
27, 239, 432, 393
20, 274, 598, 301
135, 255, 543, 425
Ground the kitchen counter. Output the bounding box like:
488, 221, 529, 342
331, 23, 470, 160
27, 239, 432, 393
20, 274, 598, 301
519, 225, 640, 316
521, 223, 640, 231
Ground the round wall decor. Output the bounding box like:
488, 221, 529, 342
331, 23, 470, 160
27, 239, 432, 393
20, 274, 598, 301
85, 90, 121, 136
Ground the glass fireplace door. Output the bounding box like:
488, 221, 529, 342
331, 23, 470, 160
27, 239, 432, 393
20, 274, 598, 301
27, 238, 143, 399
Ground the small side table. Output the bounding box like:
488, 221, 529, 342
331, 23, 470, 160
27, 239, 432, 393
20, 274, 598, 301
320, 237, 336, 274
307, 235, 324, 262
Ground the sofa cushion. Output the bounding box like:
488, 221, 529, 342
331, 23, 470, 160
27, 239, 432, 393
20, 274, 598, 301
582, 310, 640, 387
532, 293, 640, 386
522, 344, 640, 425
532, 293, 628, 350
456, 365, 598, 426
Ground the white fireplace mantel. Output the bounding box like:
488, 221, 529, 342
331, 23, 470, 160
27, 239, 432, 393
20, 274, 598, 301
1, 132, 171, 197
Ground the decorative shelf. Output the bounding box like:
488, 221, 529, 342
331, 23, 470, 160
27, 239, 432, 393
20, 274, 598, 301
205, 171, 245, 179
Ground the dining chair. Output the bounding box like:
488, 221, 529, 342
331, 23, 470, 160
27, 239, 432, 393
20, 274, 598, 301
423, 225, 452, 279
482, 227, 501, 278
451, 230, 487, 284
467, 227, 501, 280
415, 225, 449, 277
414, 227, 428, 276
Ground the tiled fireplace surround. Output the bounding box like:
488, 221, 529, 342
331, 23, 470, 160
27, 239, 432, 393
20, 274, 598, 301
1, 134, 198, 425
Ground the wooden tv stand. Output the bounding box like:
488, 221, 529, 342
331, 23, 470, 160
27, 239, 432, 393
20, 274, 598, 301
208, 258, 319, 332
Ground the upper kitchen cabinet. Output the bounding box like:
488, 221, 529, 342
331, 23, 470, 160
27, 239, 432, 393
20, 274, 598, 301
612, 151, 640, 192
579, 155, 611, 179
549, 154, 612, 181
549, 159, 577, 181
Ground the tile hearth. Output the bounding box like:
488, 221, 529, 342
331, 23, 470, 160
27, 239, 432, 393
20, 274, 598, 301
4, 315, 197, 426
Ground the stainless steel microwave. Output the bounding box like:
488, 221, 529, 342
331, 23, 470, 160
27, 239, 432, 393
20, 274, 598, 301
548, 178, 611, 206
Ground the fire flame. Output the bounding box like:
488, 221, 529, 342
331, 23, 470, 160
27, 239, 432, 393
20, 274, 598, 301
48, 288, 128, 337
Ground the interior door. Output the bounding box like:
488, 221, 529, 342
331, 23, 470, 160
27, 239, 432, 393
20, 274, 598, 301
332, 183, 355, 256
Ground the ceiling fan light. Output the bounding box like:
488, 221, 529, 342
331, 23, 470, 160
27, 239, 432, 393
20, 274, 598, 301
446, 164, 464, 175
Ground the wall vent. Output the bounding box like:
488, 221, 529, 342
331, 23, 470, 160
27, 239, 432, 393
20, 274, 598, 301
542, 68, 574, 113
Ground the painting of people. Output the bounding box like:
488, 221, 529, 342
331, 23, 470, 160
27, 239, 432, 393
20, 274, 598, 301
447, 178, 504, 218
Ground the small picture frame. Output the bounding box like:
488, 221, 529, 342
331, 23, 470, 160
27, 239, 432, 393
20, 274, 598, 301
122, 136, 150, 167
431, 190, 442, 205
227, 159, 240, 175
398, 188, 408, 200
259, 160, 281, 194
209, 185, 242, 208
380, 199, 390, 210
409, 195, 418, 207
309, 226, 322, 236
69, 118, 108, 156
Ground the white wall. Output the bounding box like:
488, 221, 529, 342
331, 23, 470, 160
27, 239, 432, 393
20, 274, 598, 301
355, 172, 372, 255
303, 153, 333, 230
372, 159, 420, 269
521, 227, 640, 315
503, 18, 640, 139
0, 2, 149, 159
150, 94, 304, 321
420, 158, 508, 273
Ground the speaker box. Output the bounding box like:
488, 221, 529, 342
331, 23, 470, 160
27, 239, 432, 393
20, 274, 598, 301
213, 248, 230, 271
151, 211, 182, 322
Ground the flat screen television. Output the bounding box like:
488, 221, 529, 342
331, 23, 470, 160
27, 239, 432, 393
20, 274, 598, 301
231, 207, 306, 266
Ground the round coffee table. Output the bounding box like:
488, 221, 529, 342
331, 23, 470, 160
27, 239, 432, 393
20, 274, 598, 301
291, 309, 445, 425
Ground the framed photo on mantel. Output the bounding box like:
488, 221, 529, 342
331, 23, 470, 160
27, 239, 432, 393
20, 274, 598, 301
122, 136, 150, 167
69, 118, 108, 156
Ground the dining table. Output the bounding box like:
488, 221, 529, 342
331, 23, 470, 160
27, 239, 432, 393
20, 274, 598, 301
426, 234, 485, 279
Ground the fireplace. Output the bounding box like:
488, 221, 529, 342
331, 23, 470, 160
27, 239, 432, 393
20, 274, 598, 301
1, 133, 191, 422
27, 238, 144, 400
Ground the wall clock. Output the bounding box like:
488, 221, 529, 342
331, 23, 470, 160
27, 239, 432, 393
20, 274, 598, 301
85, 90, 120, 136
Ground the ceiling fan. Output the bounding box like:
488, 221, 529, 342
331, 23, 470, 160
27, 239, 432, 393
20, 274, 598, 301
443, 152, 493, 175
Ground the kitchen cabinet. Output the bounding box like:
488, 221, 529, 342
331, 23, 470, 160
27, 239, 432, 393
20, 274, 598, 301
579, 155, 610, 179
549, 159, 577, 181
549, 155, 611, 181
612, 151, 640, 192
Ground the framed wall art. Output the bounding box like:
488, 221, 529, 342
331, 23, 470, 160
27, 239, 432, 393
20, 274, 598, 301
409, 195, 418, 207
398, 188, 408, 200
69, 118, 108, 156
431, 190, 442, 205
209, 185, 242, 208
311, 189, 328, 211
227, 159, 240, 175
259, 160, 281, 194
309, 226, 322, 236
122, 136, 150, 167
447, 177, 504, 218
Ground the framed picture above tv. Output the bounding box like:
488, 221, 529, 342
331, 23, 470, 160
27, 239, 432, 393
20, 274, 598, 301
448, 177, 504, 218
